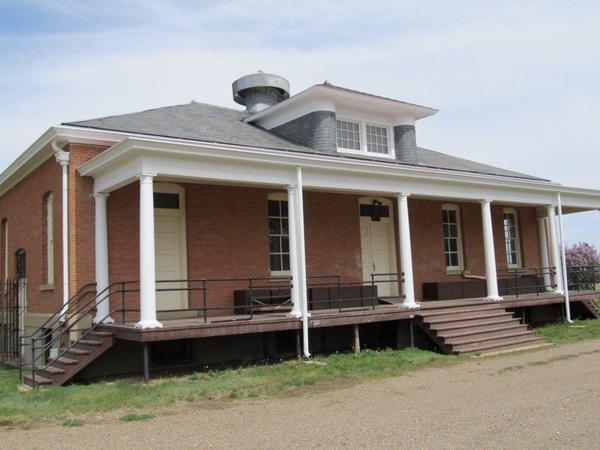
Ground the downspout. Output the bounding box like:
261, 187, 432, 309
296, 167, 310, 357
556, 193, 573, 323
52, 141, 70, 319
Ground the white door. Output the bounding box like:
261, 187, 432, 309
154, 185, 188, 311
359, 200, 397, 297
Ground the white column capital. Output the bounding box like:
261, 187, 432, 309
286, 184, 299, 194
55, 151, 70, 167
94, 192, 110, 199
479, 198, 493, 205
395, 192, 411, 199
137, 173, 156, 183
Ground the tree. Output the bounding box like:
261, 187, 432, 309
565, 242, 600, 290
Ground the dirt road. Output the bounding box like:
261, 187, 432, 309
2, 340, 600, 449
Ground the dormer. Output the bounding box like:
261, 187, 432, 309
243, 82, 438, 164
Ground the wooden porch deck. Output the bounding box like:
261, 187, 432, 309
97, 290, 599, 343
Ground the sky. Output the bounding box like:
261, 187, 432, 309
0, 0, 599, 248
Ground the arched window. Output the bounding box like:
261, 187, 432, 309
441, 204, 463, 270
42, 192, 54, 285
503, 208, 521, 268
267, 193, 289, 275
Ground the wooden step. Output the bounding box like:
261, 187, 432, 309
77, 339, 102, 346
438, 322, 527, 339
450, 334, 543, 354
52, 356, 78, 365
445, 329, 535, 346
39, 365, 65, 375
23, 374, 52, 388
426, 310, 513, 324
90, 331, 114, 337
63, 347, 90, 355
420, 304, 507, 317
429, 316, 520, 332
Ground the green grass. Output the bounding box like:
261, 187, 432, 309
61, 418, 83, 427
0, 348, 454, 428
120, 413, 155, 422
535, 319, 600, 344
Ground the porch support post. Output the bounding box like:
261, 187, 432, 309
481, 199, 502, 300
136, 174, 162, 329
546, 205, 564, 293
93, 192, 113, 324
286, 185, 302, 318
396, 193, 418, 308
537, 217, 552, 291
55, 150, 70, 318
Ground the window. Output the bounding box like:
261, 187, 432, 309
44, 193, 54, 285
336, 118, 394, 157
336, 119, 361, 150
268, 194, 289, 274
441, 204, 463, 270
503, 208, 521, 268
366, 125, 389, 154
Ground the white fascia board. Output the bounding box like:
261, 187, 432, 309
0, 125, 128, 198
0, 127, 57, 197
243, 85, 438, 127
79, 135, 600, 209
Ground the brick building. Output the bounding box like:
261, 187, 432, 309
1, 73, 599, 387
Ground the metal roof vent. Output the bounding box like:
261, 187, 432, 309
232, 72, 290, 114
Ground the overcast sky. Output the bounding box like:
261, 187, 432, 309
1, 0, 599, 247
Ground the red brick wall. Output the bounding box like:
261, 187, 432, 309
408, 199, 541, 299
0, 157, 63, 314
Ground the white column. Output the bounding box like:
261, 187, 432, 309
93, 193, 114, 324
537, 217, 552, 291
546, 205, 563, 293
55, 151, 70, 317
286, 185, 301, 318
296, 168, 310, 357
396, 193, 418, 308
481, 199, 502, 300
136, 174, 162, 329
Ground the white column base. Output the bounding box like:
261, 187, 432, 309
485, 296, 504, 301
135, 320, 163, 329
93, 315, 115, 325
286, 311, 302, 318
402, 301, 420, 309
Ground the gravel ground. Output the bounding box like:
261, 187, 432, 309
2, 340, 600, 449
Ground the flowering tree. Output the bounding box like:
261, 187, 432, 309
565, 242, 600, 268
565, 242, 600, 290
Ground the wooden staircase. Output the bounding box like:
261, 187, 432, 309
417, 303, 545, 355
24, 331, 114, 388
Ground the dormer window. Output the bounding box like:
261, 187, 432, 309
366, 125, 389, 154
336, 119, 361, 150
336, 118, 394, 158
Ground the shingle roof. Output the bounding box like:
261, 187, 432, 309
64, 102, 547, 182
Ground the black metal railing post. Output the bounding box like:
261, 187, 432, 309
202, 280, 208, 323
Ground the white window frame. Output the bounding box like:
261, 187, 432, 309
336, 116, 395, 159
441, 203, 464, 271
46, 193, 54, 285
268, 193, 290, 277
502, 207, 522, 269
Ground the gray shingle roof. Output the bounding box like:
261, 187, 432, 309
64, 102, 547, 182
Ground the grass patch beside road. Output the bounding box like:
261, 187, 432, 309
0, 348, 454, 428
535, 319, 600, 344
